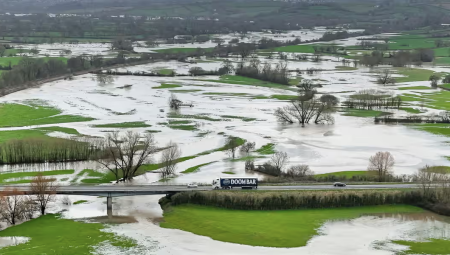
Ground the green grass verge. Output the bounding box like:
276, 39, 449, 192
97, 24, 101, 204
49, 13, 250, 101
273, 45, 315, 53
34, 126, 80, 135
201, 75, 295, 90
255, 143, 276, 155
222, 171, 236, 174
0, 214, 136, 254
73, 200, 88, 205
397, 86, 432, 90
181, 161, 217, 174
93, 121, 151, 128
0, 103, 94, 127
0, 170, 75, 184
152, 83, 181, 89
315, 171, 369, 178
413, 123, 450, 137
400, 107, 422, 114
393, 239, 450, 255
168, 124, 198, 131
161, 205, 423, 248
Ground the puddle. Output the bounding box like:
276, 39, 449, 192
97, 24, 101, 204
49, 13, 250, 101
0, 237, 30, 248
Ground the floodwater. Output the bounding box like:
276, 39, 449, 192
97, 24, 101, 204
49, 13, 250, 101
36, 194, 450, 255
0, 237, 30, 248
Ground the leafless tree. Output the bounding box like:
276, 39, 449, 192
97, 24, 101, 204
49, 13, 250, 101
415, 165, 443, 198
0, 188, 27, 225
61, 195, 72, 205
22, 196, 38, 220
285, 164, 314, 178
30, 173, 57, 215
270, 151, 289, 172
225, 136, 241, 159
93, 73, 115, 85
376, 69, 396, 85
239, 142, 256, 156
96, 131, 157, 183
367, 151, 395, 182
160, 141, 182, 179
169, 93, 183, 109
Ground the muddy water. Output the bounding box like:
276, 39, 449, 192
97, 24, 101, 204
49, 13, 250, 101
45, 195, 450, 255
0, 237, 30, 248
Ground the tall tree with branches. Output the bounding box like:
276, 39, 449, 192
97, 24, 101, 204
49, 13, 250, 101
160, 141, 182, 179
367, 151, 395, 182
30, 173, 57, 215
96, 131, 157, 183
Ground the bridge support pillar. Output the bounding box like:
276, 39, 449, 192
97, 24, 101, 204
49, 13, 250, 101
107, 195, 112, 218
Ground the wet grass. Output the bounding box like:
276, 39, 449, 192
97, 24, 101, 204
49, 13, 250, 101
0, 214, 137, 254
168, 124, 198, 131
395, 68, 439, 83
400, 91, 450, 111
335, 66, 358, 71
34, 126, 80, 135
0, 170, 74, 184
181, 161, 217, 174
400, 107, 422, 114
154, 48, 213, 54
341, 109, 386, 117
397, 86, 432, 90
0, 103, 94, 127
315, 171, 369, 178
73, 200, 88, 205
203, 92, 251, 96
155, 69, 174, 75
93, 121, 151, 128
272, 44, 315, 53
413, 123, 450, 137
168, 112, 222, 122
170, 89, 203, 93
255, 143, 276, 155
222, 171, 236, 174
221, 115, 257, 122
230, 155, 266, 162
393, 239, 450, 254
201, 75, 295, 90
161, 205, 423, 248
152, 83, 181, 89
0, 130, 57, 144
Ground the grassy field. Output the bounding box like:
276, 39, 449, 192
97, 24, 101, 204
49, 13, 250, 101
154, 48, 213, 54
201, 75, 296, 90
400, 107, 422, 114
273, 45, 315, 53
34, 126, 80, 135
255, 143, 276, 155
315, 171, 369, 178
0, 103, 93, 127
181, 161, 217, 174
0, 170, 74, 184
394, 239, 450, 255
413, 123, 450, 138
220, 115, 257, 122
397, 86, 432, 90
395, 68, 438, 83
93, 121, 151, 128
73, 200, 89, 205
0, 214, 136, 254
152, 83, 182, 89
341, 109, 386, 117
161, 204, 423, 248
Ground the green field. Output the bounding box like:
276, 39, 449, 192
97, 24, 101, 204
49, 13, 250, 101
255, 143, 276, 155
201, 75, 295, 90
341, 109, 386, 117
0, 214, 136, 254
273, 45, 315, 53
93, 121, 151, 128
0, 103, 93, 127
395, 68, 438, 83
315, 171, 369, 178
414, 123, 450, 138
181, 161, 217, 174
152, 83, 182, 89
397, 86, 432, 90
34, 126, 80, 135
161, 205, 423, 248
394, 239, 450, 255
0, 170, 75, 184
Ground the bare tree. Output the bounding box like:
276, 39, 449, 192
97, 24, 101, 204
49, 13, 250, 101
96, 131, 157, 183
30, 173, 57, 215
160, 141, 182, 179
225, 136, 241, 159
367, 151, 395, 182
22, 196, 38, 220
270, 151, 289, 173
239, 142, 256, 156
416, 165, 442, 198
376, 69, 396, 85
285, 164, 314, 178
0, 188, 27, 225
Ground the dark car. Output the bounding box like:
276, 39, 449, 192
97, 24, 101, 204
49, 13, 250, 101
333, 182, 347, 187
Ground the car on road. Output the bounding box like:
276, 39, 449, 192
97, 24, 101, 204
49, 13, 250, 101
333, 182, 346, 187
187, 183, 198, 188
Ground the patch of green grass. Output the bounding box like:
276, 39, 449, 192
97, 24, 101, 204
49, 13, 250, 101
230, 155, 265, 162
161, 205, 423, 248
440, 83, 450, 89
397, 86, 432, 90
167, 120, 192, 125
0, 130, 54, 144
146, 130, 162, 133
335, 66, 357, 71
34, 126, 80, 135
393, 239, 450, 254
0, 214, 136, 254
222, 171, 236, 174
395, 68, 439, 83
273, 45, 315, 53
170, 89, 203, 93
342, 109, 386, 117
221, 115, 257, 122
315, 171, 369, 178
414, 123, 450, 137
255, 143, 276, 155
0, 103, 94, 127
181, 161, 217, 174
93, 121, 151, 128
0, 170, 75, 184
400, 107, 422, 114
168, 112, 222, 122
156, 69, 174, 75
73, 200, 88, 205
152, 83, 182, 89
154, 48, 213, 54
203, 92, 250, 97
168, 124, 198, 131
201, 75, 295, 90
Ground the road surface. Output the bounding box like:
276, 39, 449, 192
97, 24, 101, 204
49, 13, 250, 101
0, 183, 418, 196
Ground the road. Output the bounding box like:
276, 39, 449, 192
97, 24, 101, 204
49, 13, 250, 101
0, 183, 418, 197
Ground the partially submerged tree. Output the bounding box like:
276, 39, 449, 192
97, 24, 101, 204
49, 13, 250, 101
270, 151, 289, 173
442, 74, 450, 84
225, 136, 242, 159
30, 173, 57, 215
160, 141, 182, 179
430, 74, 440, 88
367, 151, 395, 182
285, 164, 314, 178
0, 188, 27, 225
376, 69, 395, 85
96, 131, 157, 183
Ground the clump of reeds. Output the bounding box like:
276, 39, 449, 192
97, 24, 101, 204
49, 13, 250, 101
170, 190, 424, 210
0, 138, 97, 164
